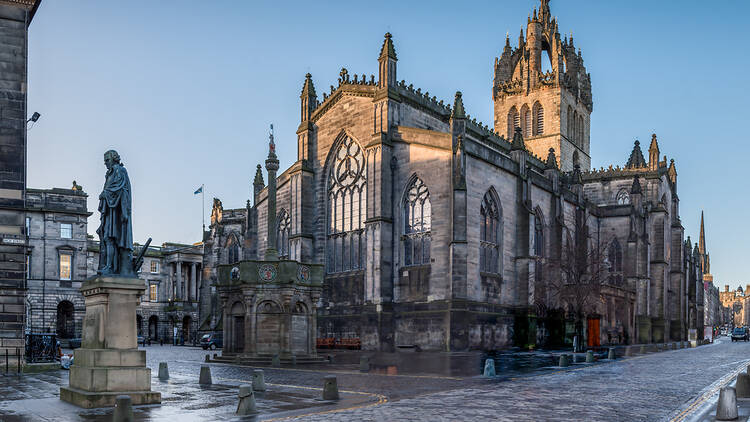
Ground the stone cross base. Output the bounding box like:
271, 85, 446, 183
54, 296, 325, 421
60, 276, 160, 408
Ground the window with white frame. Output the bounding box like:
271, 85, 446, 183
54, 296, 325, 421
150, 260, 159, 274
60, 223, 72, 239
149, 284, 158, 302
59, 253, 72, 280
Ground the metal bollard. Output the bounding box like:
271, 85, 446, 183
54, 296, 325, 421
158, 362, 169, 380
16, 348, 19, 373
205, 354, 210, 363
272, 354, 280, 367
291, 355, 296, 366
236, 384, 257, 415
322, 375, 339, 401
360, 356, 370, 373
608, 348, 615, 360
716, 387, 738, 421
639, 345, 646, 354
252, 369, 266, 391
585, 350, 594, 363
199, 365, 212, 385
113, 395, 134, 422
625, 346, 633, 357
483, 358, 496, 377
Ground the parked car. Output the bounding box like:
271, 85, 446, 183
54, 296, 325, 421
731, 327, 748, 342
69, 338, 81, 349
137, 336, 145, 346
200, 333, 223, 350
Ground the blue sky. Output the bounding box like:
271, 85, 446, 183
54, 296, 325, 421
26, 1, 749, 287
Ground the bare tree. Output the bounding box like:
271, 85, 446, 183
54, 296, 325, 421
543, 210, 612, 351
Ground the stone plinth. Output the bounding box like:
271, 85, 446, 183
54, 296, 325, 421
60, 276, 161, 408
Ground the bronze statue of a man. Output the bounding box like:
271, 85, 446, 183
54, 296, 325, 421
96, 150, 135, 276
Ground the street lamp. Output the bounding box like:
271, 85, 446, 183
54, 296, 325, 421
27, 111, 40, 123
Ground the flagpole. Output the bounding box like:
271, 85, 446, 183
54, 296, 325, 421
201, 184, 205, 236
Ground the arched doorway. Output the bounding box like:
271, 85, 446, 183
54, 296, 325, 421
255, 301, 281, 355
182, 315, 192, 344
56, 301, 75, 339
136, 315, 143, 337
148, 316, 158, 340
230, 301, 245, 353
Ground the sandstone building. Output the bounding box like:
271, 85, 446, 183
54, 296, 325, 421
203, 0, 708, 351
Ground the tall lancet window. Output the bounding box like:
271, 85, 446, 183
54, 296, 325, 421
533, 102, 544, 136
508, 106, 519, 139
277, 209, 291, 260
403, 176, 431, 266
480, 191, 501, 274
327, 136, 367, 273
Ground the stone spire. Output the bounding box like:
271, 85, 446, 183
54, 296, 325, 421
378, 33, 397, 88
299, 73, 317, 122
648, 134, 660, 170
511, 127, 525, 151
264, 124, 280, 261
699, 211, 706, 255
625, 140, 646, 169
452, 91, 466, 119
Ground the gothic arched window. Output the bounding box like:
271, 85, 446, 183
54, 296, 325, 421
403, 176, 431, 266
567, 106, 574, 142
327, 135, 366, 273
277, 209, 291, 259
227, 234, 240, 264
578, 115, 584, 146
507, 106, 519, 139
521, 104, 532, 139
533, 102, 544, 136
534, 213, 544, 258
608, 238, 623, 273
573, 110, 579, 145
480, 191, 501, 274
616, 189, 630, 205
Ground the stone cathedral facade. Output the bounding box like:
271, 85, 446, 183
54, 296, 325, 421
205, 0, 706, 351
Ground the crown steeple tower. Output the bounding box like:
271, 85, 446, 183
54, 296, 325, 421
493, 0, 593, 171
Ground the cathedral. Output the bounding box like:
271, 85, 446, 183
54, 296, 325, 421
202, 0, 706, 351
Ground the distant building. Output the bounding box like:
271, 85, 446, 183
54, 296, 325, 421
719, 285, 745, 327
24, 182, 203, 345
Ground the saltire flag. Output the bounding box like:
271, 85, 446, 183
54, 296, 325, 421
194, 186, 203, 195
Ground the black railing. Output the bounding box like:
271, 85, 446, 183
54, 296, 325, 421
3, 348, 22, 374
25, 333, 57, 363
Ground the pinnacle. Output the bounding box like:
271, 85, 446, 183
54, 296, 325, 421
545, 148, 558, 169
452, 91, 466, 119
625, 140, 646, 169
300, 73, 316, 98
511, 127, 525, 151
630, 176, 642, 194
379, 32, 397, 60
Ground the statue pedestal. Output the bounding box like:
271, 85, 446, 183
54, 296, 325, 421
60, 276, 161, 408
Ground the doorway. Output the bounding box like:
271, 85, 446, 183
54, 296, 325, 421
587, 317, 601, 347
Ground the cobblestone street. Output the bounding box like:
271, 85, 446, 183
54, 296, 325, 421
1, 338, 749, 421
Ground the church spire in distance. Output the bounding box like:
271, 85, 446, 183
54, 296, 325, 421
699, 211, 706, 255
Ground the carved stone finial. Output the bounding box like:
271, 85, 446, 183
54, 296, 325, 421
545, 148, 558, 169
452, 91, 466, 119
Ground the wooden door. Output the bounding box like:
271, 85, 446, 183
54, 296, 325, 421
587, 318, 601, 347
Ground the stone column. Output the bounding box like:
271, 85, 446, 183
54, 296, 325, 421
176, 262, 182, 301
190, 262, 196, 302
265, 127, 279, 261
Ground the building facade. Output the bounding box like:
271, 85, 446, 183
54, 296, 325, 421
24, 183, 203, 345
0, 0, 40, 366
202, 0, 707, 351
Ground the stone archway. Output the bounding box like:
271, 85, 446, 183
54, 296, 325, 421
56, 301, 75, 339
230, 301, 245, 353
148, 315, 158, 340
256, 301, 281, 355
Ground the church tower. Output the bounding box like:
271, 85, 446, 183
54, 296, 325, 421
493, 0, 593, 171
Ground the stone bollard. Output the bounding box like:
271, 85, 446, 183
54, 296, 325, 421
639, 345, 646, 354
213, 353, 218, 359
113, 395, 134, 422
322, 375, 339, 401
360, 356, 370, 373
736, 373, 750, 398
158, 362, 169, 381
252, 369, 266, 391
236, 384, 257, 415
680, 341, 685, 349
559, 354, 570, 367
205, 354, 210, 363
199, 365, 212, 385
483, 358, 496, 377
608, 348, 615, 360
272, 354, 280, 368
291, 355, 297, 366
716, 387, 739, 421
672, 343, 677, 350
586, 350, 594, 363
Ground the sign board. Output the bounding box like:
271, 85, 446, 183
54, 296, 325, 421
688, 328, 698, 341
2, 238, 24, 245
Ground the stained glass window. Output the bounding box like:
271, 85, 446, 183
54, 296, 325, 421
480, 191, 501, 274
403, 177, 431, 266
